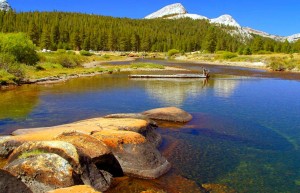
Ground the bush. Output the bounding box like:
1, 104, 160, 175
0, 53, 24, 83
0, 69, 16, 85
222, 52, 238, 59
80, 50, 93, 56
267, 57, 288, 71
56, 49, 67, 54
54, 54, 82, 68
0, 33, 39, 65
167, 49, 180, 57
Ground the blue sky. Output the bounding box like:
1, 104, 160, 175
9, 0, 300, 36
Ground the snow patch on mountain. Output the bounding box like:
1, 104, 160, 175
169, 13, 208, 20
0, 0, 11, 11
287, 33, 300, 42
210, 14, 241, 28
145, 3, 187, 19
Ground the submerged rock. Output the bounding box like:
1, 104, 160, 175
0, 169, 32, 193
142, 107, 192, 123
93, 130, 171, 179
47, 185, 101, 193
4, 153, 76, 193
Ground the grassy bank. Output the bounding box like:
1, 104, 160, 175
175, 51, 300, 71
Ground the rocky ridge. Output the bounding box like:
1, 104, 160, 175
145, 3, 299, 42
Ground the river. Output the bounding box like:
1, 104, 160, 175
0, 59, 300, 192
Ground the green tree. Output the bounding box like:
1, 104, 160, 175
28, 21, 39, 45
40, 27, 51, 49
203, 27, 217, 53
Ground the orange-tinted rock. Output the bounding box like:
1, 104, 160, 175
92, 129, 146, 148
11, 118, 149, 140
7, 141, 80, 174
4, 153, 75, 193
142, 107, 192, 123
54, 131, 111, 160
0, 169, 32, 193
202, 184, 236, 193
47, 185, 101, 193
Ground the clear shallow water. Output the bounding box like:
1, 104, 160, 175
0, 62, 300, 192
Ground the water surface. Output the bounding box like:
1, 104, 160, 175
0, 61, 300, 192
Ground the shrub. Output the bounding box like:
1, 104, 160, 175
222, 52, 238, 59
80, 50, 93, 56
0, 69, 16, 85
167, 49, 180, 57
243, 47, 252, 55
55, 54, 82, 68
0, 33, 39, 65
267, 57, 288, 71
56, 49, 67, 54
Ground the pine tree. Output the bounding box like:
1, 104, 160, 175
28, 21, 39, 45
50, 24, 60, 50
203, 27, 216, 53
40, 27, 51, 49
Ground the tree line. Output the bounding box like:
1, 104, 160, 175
0, 10, 299, 53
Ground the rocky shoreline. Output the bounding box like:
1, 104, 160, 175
0, 107, 193, 193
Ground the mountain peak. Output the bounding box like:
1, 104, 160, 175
0, 0, 11, 11
145, 3, 187, 19
210, 14, 241, 28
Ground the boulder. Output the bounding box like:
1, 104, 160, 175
0, 169, 32, 193
103, 114, 161, 147
142, 107, 192, 123
7, 141, 80, 174
54, 131, 111, 161
93, 130, 171, 179
47, 185, 101, 193
54, 131, 122, 191
0, 136, 22, 158
4, 153, 77, 193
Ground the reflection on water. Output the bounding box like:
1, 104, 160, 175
0, 87, 40, 120
212, 78, 240, 98
133, 78, 208, 106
